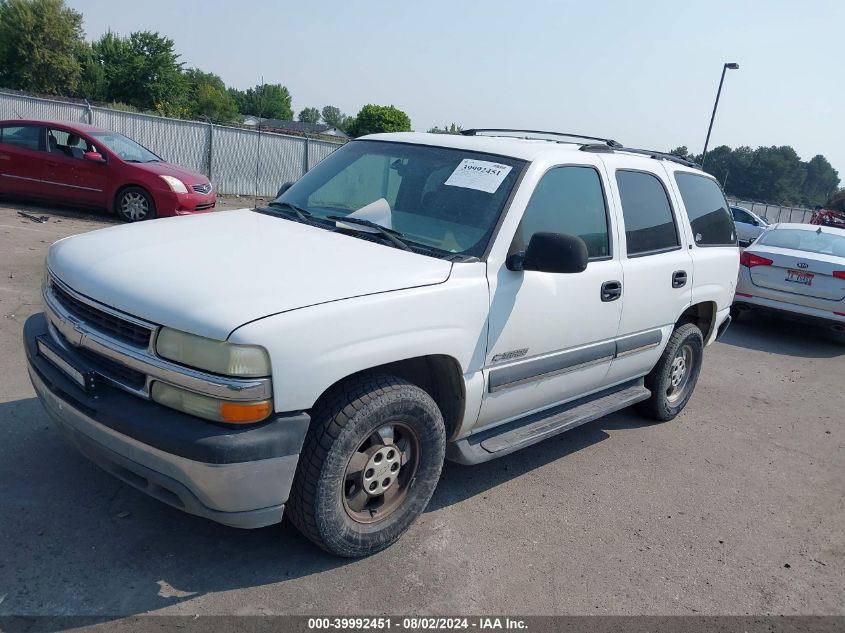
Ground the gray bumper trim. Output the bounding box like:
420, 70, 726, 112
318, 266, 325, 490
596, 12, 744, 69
29, 367, 297, 528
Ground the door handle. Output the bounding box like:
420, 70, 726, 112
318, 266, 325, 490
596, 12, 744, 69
672, 270, 688, 288
601, 280, 622, 302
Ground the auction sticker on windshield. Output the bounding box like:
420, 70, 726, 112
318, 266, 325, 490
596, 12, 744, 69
444, 159, 513, 193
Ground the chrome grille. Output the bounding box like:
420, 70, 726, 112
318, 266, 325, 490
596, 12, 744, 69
51, 283, 152, 349
192, 183, 212, 194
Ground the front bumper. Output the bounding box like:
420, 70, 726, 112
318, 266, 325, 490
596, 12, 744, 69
154, 188, 217, 217
25, 313, 309, 529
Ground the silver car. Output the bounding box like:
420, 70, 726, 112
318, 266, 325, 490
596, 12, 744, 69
730, 205, 768, 246
732, 223, 845, 333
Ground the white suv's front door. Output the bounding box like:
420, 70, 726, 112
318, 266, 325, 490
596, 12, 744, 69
477, 165, 623, 430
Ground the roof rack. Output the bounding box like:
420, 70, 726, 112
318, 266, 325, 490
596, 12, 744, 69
581, 144, 700, 168
461, 128, 622, 148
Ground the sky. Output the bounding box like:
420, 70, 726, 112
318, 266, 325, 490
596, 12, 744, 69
67, 0, 844, 179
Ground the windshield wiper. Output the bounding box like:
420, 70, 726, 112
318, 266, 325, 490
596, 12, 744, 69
266, 200, 313, 222
327, 215, 412, 252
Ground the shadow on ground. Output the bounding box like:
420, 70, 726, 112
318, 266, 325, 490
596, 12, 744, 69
719, 310, 845, 359
0, 395, 647, 617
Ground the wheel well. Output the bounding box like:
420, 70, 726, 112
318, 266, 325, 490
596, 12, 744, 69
677, 301, 716, 341
312, 355, 466, 441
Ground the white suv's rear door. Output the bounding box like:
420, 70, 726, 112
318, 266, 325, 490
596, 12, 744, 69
598, 157, 693, 384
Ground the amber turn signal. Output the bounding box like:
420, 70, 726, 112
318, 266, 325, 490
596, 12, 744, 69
220, 400, 273, 424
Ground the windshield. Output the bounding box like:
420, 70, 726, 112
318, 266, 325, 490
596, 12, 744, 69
758, 228, 845, 257
90, 132, 161, 163
273, 140, 525, 257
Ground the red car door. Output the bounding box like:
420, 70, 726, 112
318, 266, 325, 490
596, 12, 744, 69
42, 127, 108, 206
0, 124, 45, 195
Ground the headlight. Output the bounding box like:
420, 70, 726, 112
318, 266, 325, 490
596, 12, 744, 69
159, 175, 189, 193
151, 382, 272, 424
155, 327, 271, 377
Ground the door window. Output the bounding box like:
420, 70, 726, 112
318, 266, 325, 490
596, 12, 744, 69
616, 170, 680, 257
731, 207, 754, 225
675, 172, 736, 246
518, 166, 610, 259
47, 129, 94, 159
0, 125, 43, 150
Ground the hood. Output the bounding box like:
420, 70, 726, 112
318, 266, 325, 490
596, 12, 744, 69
48, 209, 453, 340
133, 160, 208, 185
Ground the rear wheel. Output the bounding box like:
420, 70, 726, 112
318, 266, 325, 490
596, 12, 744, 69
637, 323, 704, 422
286, 374, 446, 557
116, 186, 156, 222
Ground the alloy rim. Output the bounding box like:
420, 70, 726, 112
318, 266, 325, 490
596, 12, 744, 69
666, 343, 694, 403
120, 192, 149, 220
342, 422, 420, 524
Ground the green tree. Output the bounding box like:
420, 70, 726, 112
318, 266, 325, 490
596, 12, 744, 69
802, 155, 839, 208
346, 104, 411, 137
826, 189, 845, 212
428, 123, 462, 134
227, 87, 248, 114
298, 107, 321, 123
0, 0, 85, 95
668, 146, 691, 159
321, 105, 349, 131
93, 30, 186, 111
75, 41, 106, 100
241, 83, 293, 120
184, 68, 237, 123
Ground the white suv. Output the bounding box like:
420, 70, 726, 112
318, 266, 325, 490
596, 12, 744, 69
24, 130, 739, 557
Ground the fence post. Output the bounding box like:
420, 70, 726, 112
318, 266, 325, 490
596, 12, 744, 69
206, 119, 214, 182
304, 135, 311, 174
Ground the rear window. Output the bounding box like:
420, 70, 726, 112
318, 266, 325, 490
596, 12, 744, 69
616, 170, 680, 256
675, 172, 736, 246
757, 228, 845, 257
0, 125, 41, 150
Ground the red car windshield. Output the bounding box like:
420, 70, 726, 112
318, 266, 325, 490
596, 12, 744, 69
90, 132, 161, 163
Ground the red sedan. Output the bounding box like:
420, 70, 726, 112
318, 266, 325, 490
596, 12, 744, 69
0, 119, 216, 221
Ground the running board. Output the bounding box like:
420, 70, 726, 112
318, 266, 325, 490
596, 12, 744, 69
446, 380, 650, 465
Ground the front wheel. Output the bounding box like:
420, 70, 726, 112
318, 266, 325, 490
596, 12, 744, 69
116, 186, 156, 222
286, 374, 446, 557
637, 323, 704, 422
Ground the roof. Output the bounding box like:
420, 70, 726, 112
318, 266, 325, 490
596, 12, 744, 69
771, 222, 845, 234
363, 132, 707, 174
0, 119, 112, 134
242, 117, 347, 137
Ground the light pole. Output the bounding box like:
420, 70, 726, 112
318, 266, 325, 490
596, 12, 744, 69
701, 62, 739, 169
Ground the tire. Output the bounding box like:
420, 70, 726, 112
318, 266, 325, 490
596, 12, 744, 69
286, 374, 446, 557
116, 186, 156, 222
637, 323, 704, 422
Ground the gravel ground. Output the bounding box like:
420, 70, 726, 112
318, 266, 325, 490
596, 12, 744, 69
0, 200, 842, 617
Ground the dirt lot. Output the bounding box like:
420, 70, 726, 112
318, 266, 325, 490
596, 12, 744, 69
0, 200, 843, 617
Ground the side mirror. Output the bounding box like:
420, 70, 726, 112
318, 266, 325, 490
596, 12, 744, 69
83, 151, 105, 163
507, 232, 589, 274
276, 181, 294, 198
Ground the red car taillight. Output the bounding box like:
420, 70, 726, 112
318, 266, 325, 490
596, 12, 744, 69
833, 271, 845, 280
740, 251, 773, 268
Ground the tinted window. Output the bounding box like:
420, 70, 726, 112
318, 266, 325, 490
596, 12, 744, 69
757, 228, 845, 257
616, 170, 679, 256
0, 125, 41, 150
731, 207, 753, 224
676, 173, 736, 246
517, 166, 610, 259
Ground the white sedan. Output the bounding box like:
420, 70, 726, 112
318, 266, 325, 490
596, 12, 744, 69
732, 223, 845, 333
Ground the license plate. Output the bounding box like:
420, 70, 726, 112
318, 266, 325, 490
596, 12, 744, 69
36, 337, 96, 392
785, 269, 813, 286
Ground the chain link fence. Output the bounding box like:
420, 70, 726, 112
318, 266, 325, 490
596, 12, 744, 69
726, 198, 815, 225
0, 90, 345, 197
